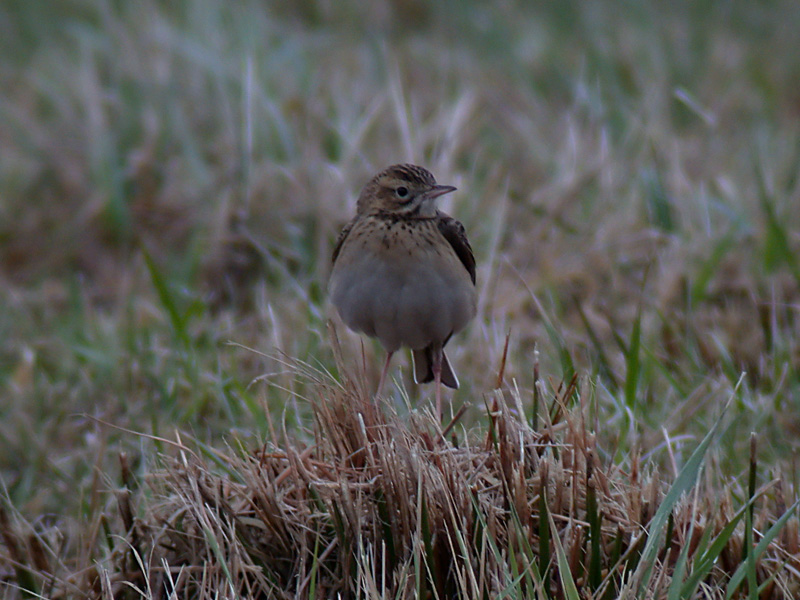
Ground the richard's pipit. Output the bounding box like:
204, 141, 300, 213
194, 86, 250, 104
329, 164, 477, 417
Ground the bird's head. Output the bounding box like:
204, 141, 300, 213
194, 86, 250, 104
356, 164, 456, 218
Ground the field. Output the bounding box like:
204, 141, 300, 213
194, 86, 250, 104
1, 1, 799, 597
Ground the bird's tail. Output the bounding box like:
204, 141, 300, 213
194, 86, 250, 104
412, 347, 459, 389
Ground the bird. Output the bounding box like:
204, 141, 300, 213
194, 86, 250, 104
328, 164, 477, 418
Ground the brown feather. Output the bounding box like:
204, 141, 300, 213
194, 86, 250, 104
331, 217, 356, 265
437, 213, 476, 284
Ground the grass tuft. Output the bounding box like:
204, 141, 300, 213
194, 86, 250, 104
2, 360, 798, 598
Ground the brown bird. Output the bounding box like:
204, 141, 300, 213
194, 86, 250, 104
329, 164, 477, 417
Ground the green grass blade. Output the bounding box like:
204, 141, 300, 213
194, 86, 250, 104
587, 472, 602, 591
680, 495, 753, 596
575, 298, 619, 389
374, 487, 397, 572
634, 377, 737, 594
466, 488, 514, 592
190, 438, 246, 483
642, 163, 676, 232
623, 299, 643, 410
690, 234, 737, 304
202, 523, 235, 595
745, 434, 758, 600
142, 247, 190, 347
501, 474, 546, 598
634, 443, 706, 593
756, 162, 800, 285
667, 487, 700, 600
744, 500, 758, 600
725, 499, 800, 598
308, 528, 321, 600
547, 508, 581, 600
538, 478, 551, 581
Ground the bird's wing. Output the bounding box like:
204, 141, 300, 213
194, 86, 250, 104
437, 214, 476, 284
331, 218, 356, 265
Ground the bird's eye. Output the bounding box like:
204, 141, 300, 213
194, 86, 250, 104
395, 186, 409, 199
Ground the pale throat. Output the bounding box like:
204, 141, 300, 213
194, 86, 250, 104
414, 197, 439, 218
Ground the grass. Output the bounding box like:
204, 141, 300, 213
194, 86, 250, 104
2, 362, 796, 597
1, 0, 800, 597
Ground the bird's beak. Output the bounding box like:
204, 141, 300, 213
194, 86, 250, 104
427, 184, 457, 200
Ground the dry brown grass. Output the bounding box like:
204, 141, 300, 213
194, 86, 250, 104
2, 347, 797, 599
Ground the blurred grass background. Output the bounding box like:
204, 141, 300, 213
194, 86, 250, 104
1, 0, 799, 524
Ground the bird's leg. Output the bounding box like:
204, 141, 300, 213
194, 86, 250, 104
432, 348, 443, 421
376, 351, 395, 399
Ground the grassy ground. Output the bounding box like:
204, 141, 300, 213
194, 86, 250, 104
1, 0, 799, 597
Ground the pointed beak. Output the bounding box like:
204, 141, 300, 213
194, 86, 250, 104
426, 184, 457, 200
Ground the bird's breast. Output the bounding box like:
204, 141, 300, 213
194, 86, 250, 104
329, 219, 476, 352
